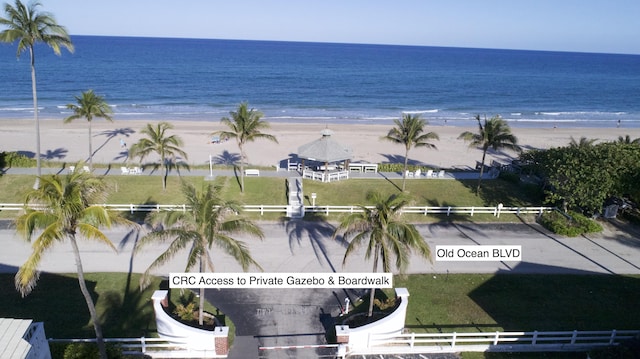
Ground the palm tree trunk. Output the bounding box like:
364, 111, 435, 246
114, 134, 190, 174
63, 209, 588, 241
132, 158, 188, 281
30, 46, 41, 189
69, 235, 108, 359
402, 148, 409, 191
198, 257, 205, 326
368, 249, 380, 317
239, 145, 246, 193
88, 120, 93, 171
162, 159, 168, 190
476, 149, 488, 194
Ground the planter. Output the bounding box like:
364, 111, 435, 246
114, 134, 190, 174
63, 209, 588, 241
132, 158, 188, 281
151, 290, 229, 354
335, 288, 409, 351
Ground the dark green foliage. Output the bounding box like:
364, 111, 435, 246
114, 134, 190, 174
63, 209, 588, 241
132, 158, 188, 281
522, 142, 640, 214
0, 151, 36, 167
376, 163, 432, 173
63, 343, 123, 359
498, 171, 520, 184
539, 210, 602, 237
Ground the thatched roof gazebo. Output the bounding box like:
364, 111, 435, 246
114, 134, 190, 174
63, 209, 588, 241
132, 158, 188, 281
296, 129, 353, 182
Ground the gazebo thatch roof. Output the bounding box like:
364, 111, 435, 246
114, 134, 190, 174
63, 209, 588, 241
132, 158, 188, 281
297, 129, 353, 163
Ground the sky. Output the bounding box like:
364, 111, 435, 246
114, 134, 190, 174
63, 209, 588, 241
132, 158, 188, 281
40, 0, 640, 55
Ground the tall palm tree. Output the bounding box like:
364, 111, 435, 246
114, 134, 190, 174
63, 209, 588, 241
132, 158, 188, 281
458, 115, 521, 194
212, 102, 278, 193
382, 113, 439, 191
129, 122, 189, 190
0, 0, 73, 188
64, 90, 113, 171
137, 181, 264, 325
15, 171, 131, 359
333, 191, 431, 317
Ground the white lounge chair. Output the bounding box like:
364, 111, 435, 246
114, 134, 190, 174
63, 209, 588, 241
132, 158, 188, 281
437, 170, 445, 178
414, 169, 421, 177
426, 169, 433, 178
121, 166, 130, 175
68, 165, 75, 173
82, 166, 91, 173
406, 170, 414, 178
132, 166, 142, 175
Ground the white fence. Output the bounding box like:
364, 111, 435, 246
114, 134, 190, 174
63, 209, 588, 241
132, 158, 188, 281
48, 337, 225, 358
347, 329, 640, 356
0, 203, 554, 217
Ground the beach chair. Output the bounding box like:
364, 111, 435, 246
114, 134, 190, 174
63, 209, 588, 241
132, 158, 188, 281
426, 169, 433, 178
437, 170, 445, 178
68, 165, 75, 173
121, 166, 130, 175
406, 170, 414, 178
82, 166, 91, 173
414, 169, 421, 177
132, 166, 142, 175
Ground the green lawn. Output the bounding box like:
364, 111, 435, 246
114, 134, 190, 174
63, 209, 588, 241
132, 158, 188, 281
0, 173, 542, 222
0, 272, 233, 339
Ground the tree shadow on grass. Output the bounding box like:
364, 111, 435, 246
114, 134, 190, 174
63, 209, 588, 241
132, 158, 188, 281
457, 177, 541, 207
0, 272, 99, 338
468, 269, 640, 332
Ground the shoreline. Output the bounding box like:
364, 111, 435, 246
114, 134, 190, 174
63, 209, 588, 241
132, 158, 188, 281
2, 118, 639, 170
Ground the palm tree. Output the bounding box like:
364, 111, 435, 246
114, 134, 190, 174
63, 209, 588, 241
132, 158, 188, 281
382, 113, 439, 191
212, 102, 278, 193
64, 90, 113, 171
458, 115, 521, 194
15, 170, 131, 359
569, 136, 598, 147
333, 191, 431, 317
137, 181, 264, 325
129, 122, 189, 190
0, 0, 73, 188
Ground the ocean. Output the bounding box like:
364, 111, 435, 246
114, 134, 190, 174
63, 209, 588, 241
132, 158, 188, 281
1, 35, 639, 128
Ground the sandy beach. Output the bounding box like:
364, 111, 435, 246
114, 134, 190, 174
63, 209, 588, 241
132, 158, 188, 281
2, 118, 639, 170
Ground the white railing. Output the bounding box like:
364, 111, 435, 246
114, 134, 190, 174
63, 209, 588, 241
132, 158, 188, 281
48, 337, 226, 358
0, 203, 554, 217
305, 205, 553, 217
347, 329, 640, 356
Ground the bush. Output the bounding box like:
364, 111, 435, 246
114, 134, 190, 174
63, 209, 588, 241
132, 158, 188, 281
377, 163, 432, 173
539, 210, 603, 237
49, 342, 124, 359
498, 171, 520, 184
0, 151, 36, 168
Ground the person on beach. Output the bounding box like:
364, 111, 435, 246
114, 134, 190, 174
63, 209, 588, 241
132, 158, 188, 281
120, 138, 127, 148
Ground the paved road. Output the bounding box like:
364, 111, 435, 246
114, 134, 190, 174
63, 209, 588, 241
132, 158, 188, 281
2, 220, 639, 358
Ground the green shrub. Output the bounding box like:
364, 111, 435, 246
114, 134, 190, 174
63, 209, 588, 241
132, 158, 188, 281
0, 151, 36, 168
56, 342, 124, 359
539, 210, 603, 237
377, 163, 432, 173
498, 171, 520, 184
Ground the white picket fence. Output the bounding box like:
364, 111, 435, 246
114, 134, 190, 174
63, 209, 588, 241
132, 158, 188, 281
347, 329, 640, 356
0, 202, 554, 217
48, 337, 225, 358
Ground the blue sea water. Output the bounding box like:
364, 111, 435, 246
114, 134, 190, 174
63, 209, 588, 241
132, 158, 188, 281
1, 35, 639, 128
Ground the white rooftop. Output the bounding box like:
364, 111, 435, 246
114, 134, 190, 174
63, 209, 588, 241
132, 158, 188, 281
0, 318, 33, 359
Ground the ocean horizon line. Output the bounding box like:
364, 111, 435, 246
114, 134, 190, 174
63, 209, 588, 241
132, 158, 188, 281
67, 34, 640, 57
